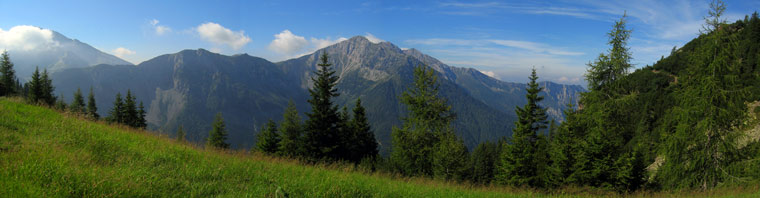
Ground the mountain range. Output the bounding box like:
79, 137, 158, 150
22, 33, 586, 153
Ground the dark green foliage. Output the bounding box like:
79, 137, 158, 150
137, 102, 147, 129
25, 67, 55, 105
123, 90, 139, 127
207, 112, 229, 149
86, 87, 99, 120
497, 68, 549, 187
54, 94, 67, 111
107, 93, 124, 124
346, 98, 379, 163
256, 119, 281, 154
432, 131, 469, 181
390, 65, 461, 178
176, 125, 186, 142
0, 51, 17, 96
277, 100, 303, 157
303, 52, 342, 161
469, 141, 500, 184
69, 88, 85, 114
585, 13, 632, 92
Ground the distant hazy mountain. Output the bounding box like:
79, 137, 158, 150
51, 36, 584, 153
4, 28, 132, 79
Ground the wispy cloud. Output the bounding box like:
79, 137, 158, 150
406, 38, 583, 56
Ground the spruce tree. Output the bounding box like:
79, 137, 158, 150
0, 51, 17, 96
137, 101, 147, 129
70, 87, 85, 114
348, 98, 378, 163
256, 119, 281, 154
86, 87, 99, 119
27, 67, 43, 104
390, 65, 456, 177
497, 68, 548, 187
54, 94, 67, 111
107, 93, 124, 124
303, 52, 341, 160
278, 100, 303, 157
40, 69, 55, 105
470, 141, 500, 184
207, 112, 229, 149
123, 90, 138, 127
176, 125, 186, 142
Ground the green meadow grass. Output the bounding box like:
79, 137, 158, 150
1, 97, 759, 197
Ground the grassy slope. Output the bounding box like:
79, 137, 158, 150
0, 98, 537, 197
2, 98, 759, 197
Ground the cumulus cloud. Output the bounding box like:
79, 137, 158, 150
364, 33, 383, 44
150, 19, 171, 36
267, 29, 348, 57
268, 30, 309, 54
479, 70, 499, 78
0, 25, 58, 51
196, 22, 251, 50
111, 47, 135, 58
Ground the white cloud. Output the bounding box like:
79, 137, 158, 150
267, 29, 348, 58
111, 47, 135, 58
364, 33, 383, 44
268, 30, 308, 55
479, 70, 498, 78
196, 22, 251, 50
150, 19, 171, 36
0, 25, 58, 51
311, 37, 348, 50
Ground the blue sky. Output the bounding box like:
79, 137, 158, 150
0, 0, 758, 85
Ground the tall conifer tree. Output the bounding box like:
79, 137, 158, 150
207, 112, 229, 149
86, 87, 99, 119
0, 51, 17, 96
304, 52, 341, 160
278, 100, 303, 157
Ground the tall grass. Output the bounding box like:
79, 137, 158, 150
1, 97, 758, 197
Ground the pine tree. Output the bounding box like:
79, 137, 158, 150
497, 68, 548, 187
390, 65, 456, 177
107, 93, 124, 124
207, 112, 229, 149
303, 52, 341, 161
86, 87, 99, 119
137, 101, 147, 129
256, 119, 281, 154
69, 87, 85, 114
469, 141, 500, 184
27, 67, 43, 104
278, 100, 303, 157
123, 90, 138, 127
0, 51, 17, 96
54, 94, 67, 111
176, 125, 186, 142
348, 98, 378, 163
40, 69, 55, 105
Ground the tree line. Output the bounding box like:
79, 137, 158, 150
0, 51, 147, 129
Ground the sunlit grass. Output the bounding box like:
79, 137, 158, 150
1, 97, 758, 197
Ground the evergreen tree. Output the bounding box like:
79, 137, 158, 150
348, 98, 379, 163
658, 11, 744, 189
256, 119, 281, 154
137, 101, 147, 129
303, 52, 341, 161
107, 93, 124, 124
0, 51, 17, 96
123, 90, 138, 127
469, 141, 501, 184
69, 87, 85, 114
207, 112, 229, 149
278, 100, 303, 157
86, 87, 99, 119
497, 68, 549, 187
432, 131, 469, 181
40, 69, 55, 105
585, 13, 632, 92
176, 125, 186, 142
54, 94, 67, 111
390, 65, 456, 177
26, 67, 43, 104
